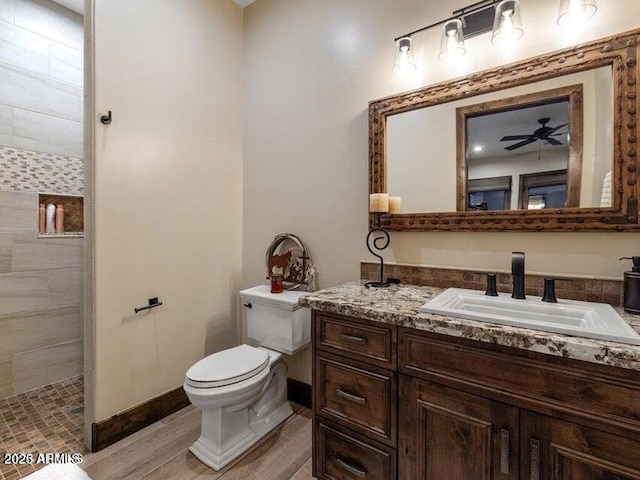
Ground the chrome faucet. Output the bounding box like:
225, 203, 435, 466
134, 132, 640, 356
511, 252, 525, 299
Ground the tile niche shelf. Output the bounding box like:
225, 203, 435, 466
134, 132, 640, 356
38, 193, 84, 238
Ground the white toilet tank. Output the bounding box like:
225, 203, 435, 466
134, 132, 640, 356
240, 285, 311, 355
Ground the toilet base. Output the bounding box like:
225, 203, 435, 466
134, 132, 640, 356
189, 401, 293, 471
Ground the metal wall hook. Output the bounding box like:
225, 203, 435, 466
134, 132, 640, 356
100, 110, 112, 125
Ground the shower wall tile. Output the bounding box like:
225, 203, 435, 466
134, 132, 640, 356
0, 145, 84, 194
0, 20, 50, 74
0, 0, 84, 402
0, 356, 12, 398
0, 304, 81, 357
0, 104, 12, 138
0, 271, 49, 315
0, 190, 36, 231
0, 234, 11, 273
12, 339, 82, 394
11, 233, 83, 271
0, 63, 81, 121
50, 40, 83, 87
13, 108, 83, 158
47, 266, 83, 307
0, 0, 14, 23
14, 0, 83, 50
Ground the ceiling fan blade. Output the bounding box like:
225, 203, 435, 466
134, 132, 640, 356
504, 138, 537, 151
549, 123, 568, 134
500, 135, 532, 141
546, 137, 563, 146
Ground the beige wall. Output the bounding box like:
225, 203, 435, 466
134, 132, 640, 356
90, 0, 243, 422
243, 0, 640, 384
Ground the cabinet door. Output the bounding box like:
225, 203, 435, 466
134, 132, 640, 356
521, 410, 640, 480
398, 375, 519, 480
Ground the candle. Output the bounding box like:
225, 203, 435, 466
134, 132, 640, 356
369, 193, 389, 213
389, 196, 402, 214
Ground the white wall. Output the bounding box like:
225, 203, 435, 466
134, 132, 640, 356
90, 0, 243, 422
243, 0, 640, 384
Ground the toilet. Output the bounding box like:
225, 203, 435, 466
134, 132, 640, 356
183, 285, 310, 471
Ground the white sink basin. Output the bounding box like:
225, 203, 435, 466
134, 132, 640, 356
419, 288, 640, 346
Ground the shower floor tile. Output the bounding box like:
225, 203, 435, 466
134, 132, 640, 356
0, 376, 85, 480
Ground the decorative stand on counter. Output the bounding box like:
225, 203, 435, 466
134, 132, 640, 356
365, 212, 390, 288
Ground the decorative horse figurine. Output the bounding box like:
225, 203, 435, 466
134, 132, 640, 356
268, 250, 292, 277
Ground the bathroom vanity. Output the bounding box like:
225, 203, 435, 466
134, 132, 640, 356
301, 283, 640, 480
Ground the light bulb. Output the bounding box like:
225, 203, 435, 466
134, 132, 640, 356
439, 19, 465, 62
557, 0, 597, 26
492, 0, 524, 46
393, 37, 417, 73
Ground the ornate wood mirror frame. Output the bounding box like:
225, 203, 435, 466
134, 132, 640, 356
369, 29, 639, 232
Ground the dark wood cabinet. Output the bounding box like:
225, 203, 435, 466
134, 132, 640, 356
521, 410, 640, 480
313, 312, 397, 479
399, 376, 519, 480
312, 311, 640, 480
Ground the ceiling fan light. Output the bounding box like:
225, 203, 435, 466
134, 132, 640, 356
557, 0, 597, 26
439, 19, 465, 62
491, 0, 524, 46
393, 36, 417, 73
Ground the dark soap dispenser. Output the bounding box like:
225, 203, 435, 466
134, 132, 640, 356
620, 257, 640, 314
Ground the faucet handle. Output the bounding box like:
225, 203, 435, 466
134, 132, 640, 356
485, 273, 498, 296
542, 278, 557, 303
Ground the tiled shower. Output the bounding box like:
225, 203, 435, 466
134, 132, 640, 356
0, 0, 84, 400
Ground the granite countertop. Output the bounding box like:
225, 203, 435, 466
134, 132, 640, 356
299, 281, 640, 371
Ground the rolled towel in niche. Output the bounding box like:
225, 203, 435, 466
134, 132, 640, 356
45, 203, 56, 233
600, 171, 612, 208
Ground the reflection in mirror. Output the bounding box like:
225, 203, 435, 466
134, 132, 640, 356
459, 85, 583, 211
386, 66, 613, 214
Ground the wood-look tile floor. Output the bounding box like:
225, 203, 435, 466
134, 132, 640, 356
1, 374, 313, 480
81, 404, 313, 480
0, 376, 85, 480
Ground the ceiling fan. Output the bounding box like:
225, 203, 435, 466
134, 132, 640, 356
500, 117, 568, 151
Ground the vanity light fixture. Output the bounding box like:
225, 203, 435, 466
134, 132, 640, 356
557, 0, 597, 27
393, 36, 417, 73
393, 0, 520, 72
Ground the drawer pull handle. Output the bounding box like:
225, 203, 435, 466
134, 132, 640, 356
500, 429, 510, 475
530, 438, 540, 480
339, 333, 367, 345
334, 455, 366, 479
336, 388, 366, 405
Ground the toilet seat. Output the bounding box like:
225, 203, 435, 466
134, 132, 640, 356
186, 344, 270, 389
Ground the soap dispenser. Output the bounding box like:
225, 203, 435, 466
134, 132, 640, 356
620, 257, 640, 314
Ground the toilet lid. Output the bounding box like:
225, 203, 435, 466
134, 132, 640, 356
186, 344, 270, 388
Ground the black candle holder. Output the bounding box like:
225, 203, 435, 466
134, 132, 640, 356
365, 213, 390, 288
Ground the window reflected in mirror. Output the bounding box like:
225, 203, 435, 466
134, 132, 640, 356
519, 169, 568, 210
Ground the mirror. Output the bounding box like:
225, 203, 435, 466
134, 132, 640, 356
459, 82, 593, 212
370, 29, 639, 231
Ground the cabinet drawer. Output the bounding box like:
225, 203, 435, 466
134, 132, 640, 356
315, 312, 396, 369
316, 352, 396, 445
315, 420, 397, 480
399, 328, 640, 438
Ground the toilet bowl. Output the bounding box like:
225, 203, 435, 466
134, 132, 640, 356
183, 286, 310, 471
